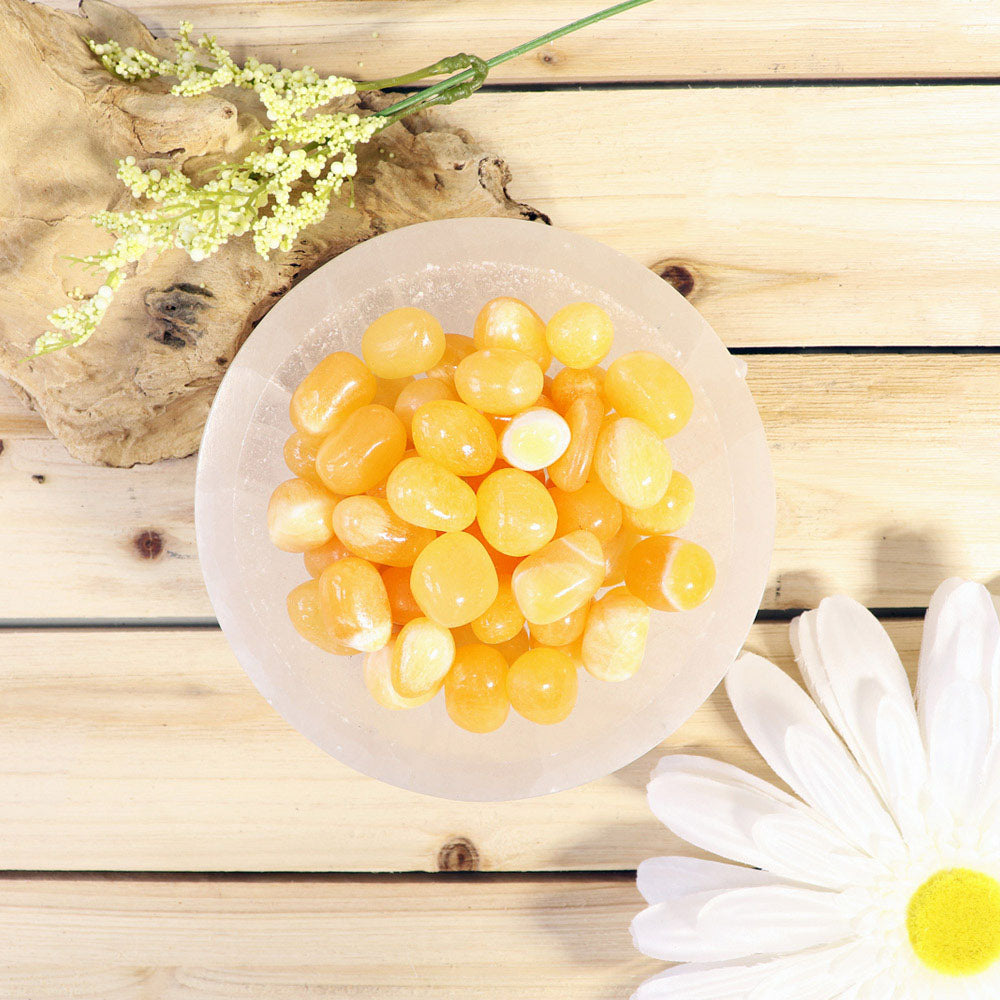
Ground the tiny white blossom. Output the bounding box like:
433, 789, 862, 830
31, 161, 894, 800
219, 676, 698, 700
41, 26, 380, 355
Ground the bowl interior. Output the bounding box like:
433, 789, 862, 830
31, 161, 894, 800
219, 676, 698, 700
196, 218, 774, 800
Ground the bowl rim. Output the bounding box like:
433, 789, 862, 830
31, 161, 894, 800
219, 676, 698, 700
195, 217, 776, 800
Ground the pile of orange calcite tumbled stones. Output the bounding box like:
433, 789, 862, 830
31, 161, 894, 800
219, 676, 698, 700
267, 297, 715, 732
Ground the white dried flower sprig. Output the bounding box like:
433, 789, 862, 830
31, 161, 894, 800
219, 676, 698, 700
35, 25, 378, 355
37, 0, 655, 355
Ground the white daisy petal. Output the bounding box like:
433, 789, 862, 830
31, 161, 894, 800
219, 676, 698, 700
648, 756, 882, 888
924, 679, 990, 821
854, 972, 898, 1000
631, 884, 855, 963
791, 597, 928, 834
632, 942, 869, 1000
919, 578, 1000, 710
917, 579, 1000, 820
726, 653, 902, 857
749, 940, 884, 1000
870, 694, 931, 837
637, 856, 788, 905
979, 746, 1000, 841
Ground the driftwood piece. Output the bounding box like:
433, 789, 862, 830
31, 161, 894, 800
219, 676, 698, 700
0, 0, 544, 466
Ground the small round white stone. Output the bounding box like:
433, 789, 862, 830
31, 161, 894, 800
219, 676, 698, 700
500, 407, 571, 472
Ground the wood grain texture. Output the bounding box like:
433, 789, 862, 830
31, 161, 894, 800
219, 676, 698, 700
440, 88, 1000, 348
3, 355, 999, 620
8, 86, 999, 355
0, 381, 45, 438
2, 873, 654, 998
42, 0, 1000, 82
0, 619, 923, 872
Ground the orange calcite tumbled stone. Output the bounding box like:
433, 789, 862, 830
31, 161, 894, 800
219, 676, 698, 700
410, 532, 499, 628
391, 617, 456, 698
332, 495, 435, 567
386, 455, 477, 532
496, 627, 531, 664
287, 579, 355, 655
622, 470, 695, 535
471, 577, 525, 645
473, 296, 551, 371
507, 647, 578, 725
550, 480, 622, 545
547, 393, 603, 493
580, 587, 650, 681
364, 642, 440, 710
392, 377, 457, 437
528, 600, 590, 647
625, 536, 716, 612
445, 643, 511, 733
267, 477, 337, 553
463, 519, 521, 577
372, 375, 413, 410
593, 415, 671, 510
290, 351, 376, 436
425, 333, 477, 383
545, 302, 613, 370
318, 556, 392, 652
602, 528, 641, 588
382, 565, 424, 626
476, 467, 557, 558
283, 430, 325, 485
361, 307, 446, 379
454, 348, 544, 415
550, 366, 606, 414
511, 529, 604, 625
316, 404, 406, 495
604, 350, 693, 438
411, 399, 498, 477
303, 535, 353, 578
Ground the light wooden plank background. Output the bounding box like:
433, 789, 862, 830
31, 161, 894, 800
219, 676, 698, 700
45, 0, 1000, 83
0, 619, 922, 872
4, 355, 999, 621
9, 87, 999, 350
5, 2, 1000, 996
2, 874, 654, 998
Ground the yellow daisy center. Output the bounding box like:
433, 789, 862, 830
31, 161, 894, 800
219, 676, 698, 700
906, 868, 1000, 976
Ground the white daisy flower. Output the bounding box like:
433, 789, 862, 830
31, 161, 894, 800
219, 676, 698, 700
631, 578, 1000, 999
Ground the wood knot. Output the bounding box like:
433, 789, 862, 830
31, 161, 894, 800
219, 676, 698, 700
653, 260, 696, 298
31, 473, 45, 483
538, 47, 560, 66
134, 530, 164, 560
0, 439, 4, 457
437, 837, 479, 872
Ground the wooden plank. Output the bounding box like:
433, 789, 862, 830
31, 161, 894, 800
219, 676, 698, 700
0, 619, 924, 872
0, 381, 46, 439
440, 88, 1000, 348
3, 355, 999, 619
0, 437, 205, 621
8, 87, 999, 353
42, 0, 1000, 83
2, 873, 654, 998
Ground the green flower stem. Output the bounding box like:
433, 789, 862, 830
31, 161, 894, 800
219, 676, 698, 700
372, 0, 658, 122
355, 54, 484, 92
